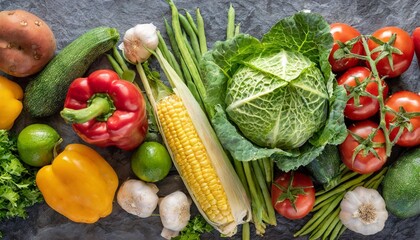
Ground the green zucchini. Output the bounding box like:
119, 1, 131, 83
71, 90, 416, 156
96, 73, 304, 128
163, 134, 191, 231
305, 144, 341, 190
382, 147, 420, 219
24, 26, 120, 118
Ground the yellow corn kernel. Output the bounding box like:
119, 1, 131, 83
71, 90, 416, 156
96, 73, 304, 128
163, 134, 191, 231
156, 94, 234, 226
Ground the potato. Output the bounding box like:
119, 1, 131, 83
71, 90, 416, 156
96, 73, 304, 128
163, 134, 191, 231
0, 9, 56, 77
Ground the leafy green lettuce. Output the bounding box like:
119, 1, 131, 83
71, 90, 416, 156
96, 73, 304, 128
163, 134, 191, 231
200, 12, 347, 171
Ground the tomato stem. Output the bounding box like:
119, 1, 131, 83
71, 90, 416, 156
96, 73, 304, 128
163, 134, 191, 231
360, 36, 393, 157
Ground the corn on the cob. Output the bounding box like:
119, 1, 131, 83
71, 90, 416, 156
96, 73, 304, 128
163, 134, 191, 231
136, 48, 251, 236
157, 94, 234, 225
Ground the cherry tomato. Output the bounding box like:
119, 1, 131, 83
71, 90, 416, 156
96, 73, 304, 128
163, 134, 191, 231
337, 67, 389, 120
329, 23, 364, 73
413, 27, 420, 66
339, 120, 387, 174
271, 171, 315, 220
368, 26, 414, 78
385, 91, 420, 147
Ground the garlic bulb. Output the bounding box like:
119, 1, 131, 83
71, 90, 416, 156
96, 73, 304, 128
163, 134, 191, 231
159, 191, 192, 239
119, 23, 159, 64
117, 179, 159, 218
339, 186, 388, 235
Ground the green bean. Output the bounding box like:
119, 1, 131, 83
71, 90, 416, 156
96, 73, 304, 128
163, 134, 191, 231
182, 32, 199, 67
234, 23, 241, 36
338, 224, 347, 237
295, 192, 343, 237
166, 51, 183, 79
164, 18, 183, 69
372, 175, 384, 190
157, 32, 183, 79
226, 4, 235, 39
312, 191, 338, 211
168, 1, 206, 99
252, 160, 276, 225
329, 221, 344, 240
322, 211, 341, 240
363, 175, 379, 189
157, 32, 172, 64
316, 171, 359, 197
185, 10, 198, 35
339, 163, 347, 172
261, 157, 273, 186
187, 81, 205, 109
233, 159, 251, 198
243, 161, 268, 234
363, 167, 387, 189
180, 57, 192, 84
314, 172, 373, 206
339, 170, 360, 184
106, 54, 123, 77
310, 206, 340, 240
242, 222, 250, 240
196, 8, 207, 54
179, 13, 202, 62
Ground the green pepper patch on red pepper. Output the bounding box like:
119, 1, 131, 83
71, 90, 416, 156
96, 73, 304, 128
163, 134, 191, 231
60, 69, 148, 151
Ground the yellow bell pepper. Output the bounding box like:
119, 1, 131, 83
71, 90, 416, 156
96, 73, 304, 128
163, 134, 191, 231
36, 143, 119, 223
0, 76, 23, 130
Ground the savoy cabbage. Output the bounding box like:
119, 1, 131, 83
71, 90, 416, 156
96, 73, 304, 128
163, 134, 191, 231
200, 12, 347, 171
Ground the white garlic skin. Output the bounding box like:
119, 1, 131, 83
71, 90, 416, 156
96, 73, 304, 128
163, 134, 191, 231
159, 191, 192, 239
339, 186, 388, 235
117, 179, 159, 218
120, 23, 159, 64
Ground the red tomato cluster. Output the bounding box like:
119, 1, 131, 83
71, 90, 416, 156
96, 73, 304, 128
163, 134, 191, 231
329, 24, 414, 78
329, 23, 420, 174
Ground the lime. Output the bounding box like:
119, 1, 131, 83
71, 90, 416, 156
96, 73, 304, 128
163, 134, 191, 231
17, 123, 62, 167
131, 141, 172, 182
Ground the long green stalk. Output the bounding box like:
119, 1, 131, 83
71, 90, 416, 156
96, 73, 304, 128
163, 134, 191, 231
243, 161, 267, 235
164, 18, 182, 63
157, 31, 183, 78
226, 4, 235, 39
168, 0, 206, 101
185, 10, 198, 35
196, 8, 207, 54
179, 13, 202, 61
251, 160, 277, 225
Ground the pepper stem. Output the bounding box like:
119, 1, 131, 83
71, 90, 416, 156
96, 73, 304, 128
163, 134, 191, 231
60, 94, 115, 123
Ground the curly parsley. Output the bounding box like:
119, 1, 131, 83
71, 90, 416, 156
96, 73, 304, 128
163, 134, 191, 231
0, 130, 42, 220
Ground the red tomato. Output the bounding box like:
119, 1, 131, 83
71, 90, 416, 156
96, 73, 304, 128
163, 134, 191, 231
339, 120, 387, 174
271, 171, 315, 220
329, 23, 364, 73
413, 27, 420, 66
385, 91, 420, 147
337, 66, 389, 120
368, 26, 414, 78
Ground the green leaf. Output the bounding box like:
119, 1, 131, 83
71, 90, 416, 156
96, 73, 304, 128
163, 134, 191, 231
200, 34, 261, 117
309, 83, 348, 146
261, 11, 333, 82
211, 105, 297, 162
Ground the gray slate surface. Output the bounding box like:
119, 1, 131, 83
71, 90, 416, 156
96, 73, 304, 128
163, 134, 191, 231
0, 0, 419, 239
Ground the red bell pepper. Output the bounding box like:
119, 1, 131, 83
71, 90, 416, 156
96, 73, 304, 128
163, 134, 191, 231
61, 69, 148, 150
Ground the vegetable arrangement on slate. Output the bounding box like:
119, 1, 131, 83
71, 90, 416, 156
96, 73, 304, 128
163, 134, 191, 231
0, 0, 419, 239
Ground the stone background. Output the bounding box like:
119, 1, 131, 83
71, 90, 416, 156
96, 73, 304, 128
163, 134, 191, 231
0, 0, 419, 239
